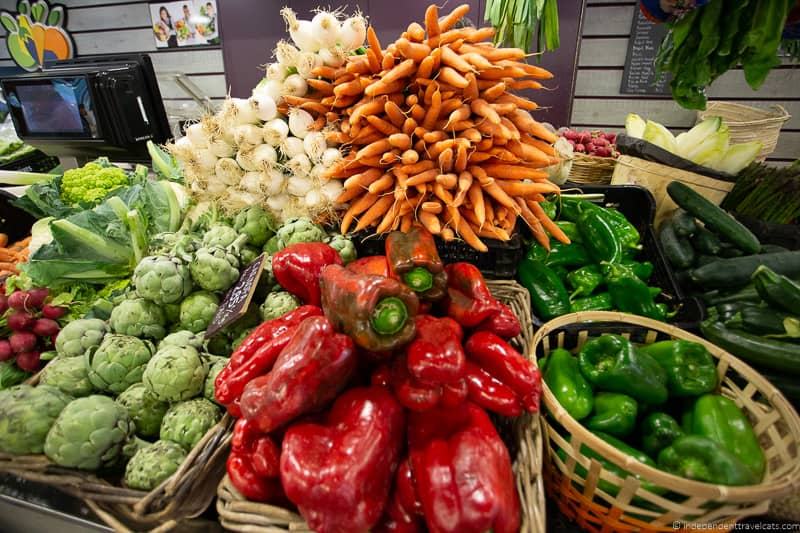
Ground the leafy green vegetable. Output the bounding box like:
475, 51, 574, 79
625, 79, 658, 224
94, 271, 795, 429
484, 0, 559, 54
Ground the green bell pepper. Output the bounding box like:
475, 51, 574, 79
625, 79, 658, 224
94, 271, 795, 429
527, 242, 591, 269
578, 208, 624, 264
639, 340, 718, 397
578, 334, 668, 405
604, 263, 666, 321
540, 199, 557, 220
605, 208, 642, 252
686, 394, 765, 481
518, 258, 571, 320
555, 221, 582, 244
657, 435, 759, 486
560, 197, 596, 222
543, 348, 594, 420
640, 412, 684, 458
570, 292, 613, 313
585, 392, 638, 438
567, 265, 604, 299
620, 259, 654, 281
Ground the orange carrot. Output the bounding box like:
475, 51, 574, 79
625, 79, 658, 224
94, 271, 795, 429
425, 4, 441, 45
417, 55, 436, 79
441, 46, 474, 73
438, 3, 471, 32
521, 135, 557, 156
496, 92, 538, 111
355, 195, 395, 232
529, 200, 570, 244
401, 149, 419, 165
406, 169, 439, 186
384, 101, 407, 127
367, 115, 402, 136
439, 66, 469, 89
471, 98, 501, 124
464, 72, 479, 100
422, 90, 442, 130
455, 217, 487, 252
421, 201, 443, 214
454, 143, 468, 173
369, 173, 396, 194
344, 168, 383, 190
517, 198, 550, 249
367, 27, 383, 63
350, 99, 386, 125
341, 192, 378, 233
418, 211, 442, 234
467, 182, 485, 225
356, 139, 393, 160
423, 130, 447, 143
481, 163, 549, 180
395, 38, 431, 62
496, 180, 559, 197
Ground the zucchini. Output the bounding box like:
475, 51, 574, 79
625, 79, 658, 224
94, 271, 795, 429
726, 306, 798, 336
761, 244, 789, 254
702, 284, 761, 305
715, 302, 760, 322
667, 181, 760, 254
752, 265, 800, 315
700, 319, 800, 375
690, 227, 723, 256
718, 245, 745, 258
660, 220, 695, 269
671, 209, 698, 237
690, 252, 800, 288
695, 254, 718, 267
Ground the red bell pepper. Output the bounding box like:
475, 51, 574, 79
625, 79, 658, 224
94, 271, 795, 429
444, 263, 504, 327
227, 418, 283, 503
348, 255, 390, 277
385, 226, 447, 302
477, 302, 522, 339
464, 362, 522, 417
465, 331, 541, 413
320, 264, 419, 352
406, 315, 465, 385
273, 242, 342, 306
240, 316, 356, 433
214, 306, 323, 406
281, 386, 406, 533
376, 458, 424, 533
408, 403, 520, 533
389, 355, 442, 412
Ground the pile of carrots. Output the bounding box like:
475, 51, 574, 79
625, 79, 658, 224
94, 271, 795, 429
284, 3, 570, 252
0, 234, 30, 278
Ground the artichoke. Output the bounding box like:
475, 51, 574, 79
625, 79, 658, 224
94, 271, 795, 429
159, 330, 205, 351
142, 345, 208, 402
263, 235, 282, 255
163, 303, 181, 324
39, 357, 94, 397
239, 245, 260, 266
259, 290, 300, 321
85, 335, 155, 394
204, 358, 227, 403
132, 256, 193, 305
117, 383, 170, 438
160, 398, 222, 450
179, 291, 220, 333
204, 334, 231, 357
110, 298, 167, 340
55, 319, 108, 358
231, 327, 254, 351
272, 217, 326, 252
150, 231, 201, 263
0, 385, 72, 454
327, 234, 357, 264
234, 206, 276, 248
202, 224, 240, 248
124, 440, 187, 491
189, 246, 240, 292
44, 395, 135, 470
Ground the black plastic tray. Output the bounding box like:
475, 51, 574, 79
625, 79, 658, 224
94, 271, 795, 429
552, 183, 705, 331
616, 134, 735, 182
351, 226, 524, 279
0, 188, 36, 243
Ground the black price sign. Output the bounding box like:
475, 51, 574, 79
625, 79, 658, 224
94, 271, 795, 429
621, 9, 672, 95
206, 253, 266, 337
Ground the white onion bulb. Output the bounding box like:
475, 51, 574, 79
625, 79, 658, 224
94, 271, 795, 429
281, 136, 305, 158
288, 108, 314, 139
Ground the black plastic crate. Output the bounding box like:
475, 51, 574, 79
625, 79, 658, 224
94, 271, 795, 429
351, 226, 524, 279
0, 188, 35, 243
0, 150, 59, 173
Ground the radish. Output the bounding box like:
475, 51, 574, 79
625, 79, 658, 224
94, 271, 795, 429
586, 142, 596, 153
7, 311, 34, 331
15, 351, 41, 372
593, 137, 610, 147
594, 147, 612, 157
0, 340, 12, 361
10, 331, 37, 353
0, 294, 7, 314
575, 144, 585, 153
7, 291, 27, 310
26, 288, 49, 309
42, 305, 67, 320
32, 318, 60, 337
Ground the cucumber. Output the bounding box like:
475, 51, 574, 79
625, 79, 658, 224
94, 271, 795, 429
667, 181, 761, 254
690, 252, 800, 288
660, 220, 695, 269
671, 209, 697, 237
761, 244, 789, 254
718, 245, 745, 258
726, 306, 796, 336
702, 284, 761, 305
700, 319, 800, 375
695, 254, 718, 267
690, 227, 723, 256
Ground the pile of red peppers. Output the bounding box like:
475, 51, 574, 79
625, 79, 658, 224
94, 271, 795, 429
214, 227, 542, 533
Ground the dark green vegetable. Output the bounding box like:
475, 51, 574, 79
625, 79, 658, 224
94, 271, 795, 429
567, 265, 604, 299
714, 301, 760, 322
639, 340, 718, 397
695, 254, 718, 267
658, 435, 758, 486
555, 221, 582, 244
727, 306, 800, 337
752, 265, 800, 315
585, 392, 638, 438
702, 284, 761, 306
718, 245, 746, 258
640, 412, 684, 458
518, 258, 571, 320
667, 181, 760, 254
570, 292, 613, 313
690, 226, 723, 256
761, 244, 789, 254
578, 208, 624, 264
722, 163, 800, 225
660, 219, 695, 269
544, 243, 592, 269
604, 208, 642, 252
690, 252, 800, 288
671, 209, 697, 237
543, 348, 594, 420
620, 259, 653, 281
604, 263, 666, 321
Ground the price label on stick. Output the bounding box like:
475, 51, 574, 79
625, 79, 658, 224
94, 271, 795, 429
206, 254, 266, 337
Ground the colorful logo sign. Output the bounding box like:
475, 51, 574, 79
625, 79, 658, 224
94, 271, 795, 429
0, 0, 74, 71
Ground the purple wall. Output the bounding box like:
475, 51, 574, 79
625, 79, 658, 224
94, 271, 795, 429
219, 0, 585, 127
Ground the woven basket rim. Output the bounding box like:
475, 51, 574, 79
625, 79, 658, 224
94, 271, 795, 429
572, 152, 618, 164
534, 311, 800, 502
699, 102, 791, 127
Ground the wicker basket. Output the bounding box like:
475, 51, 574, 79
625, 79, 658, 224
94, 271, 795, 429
534, 311, 800, 533
698, 102, 791, 161
568, 152, 617, 185
217, 280, 546, 533
0, 409, 233, 531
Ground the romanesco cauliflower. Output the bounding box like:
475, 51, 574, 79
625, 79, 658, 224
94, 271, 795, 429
60, 161, 129, 206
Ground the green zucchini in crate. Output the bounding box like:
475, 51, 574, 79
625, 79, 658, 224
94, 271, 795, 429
660, 220, 695, 269
690, 252, 800, 288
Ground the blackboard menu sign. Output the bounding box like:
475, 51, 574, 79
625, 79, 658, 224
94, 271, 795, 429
206, 253, 266, 337
621, 9, 671, 95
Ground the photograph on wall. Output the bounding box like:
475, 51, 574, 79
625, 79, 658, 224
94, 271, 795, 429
149, 0, 219, 49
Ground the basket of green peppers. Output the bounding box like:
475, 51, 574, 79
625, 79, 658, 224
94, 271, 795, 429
533, 311, 800, 531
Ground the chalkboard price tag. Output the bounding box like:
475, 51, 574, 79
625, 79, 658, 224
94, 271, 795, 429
206, 253, 266, 337
621, 9, 672, 95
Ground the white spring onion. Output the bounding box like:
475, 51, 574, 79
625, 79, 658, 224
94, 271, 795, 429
275, 40, 300, 67
321, 147, 343, 167
266, 62, 286, 81
310, 163, 327, 180
283, 74, 308, 98
174, 135, 194, 151
263, 119, 290, 146
264, 168, 286, 195
281, 136, 305, 158
241, 171, 264, 193
206, 179, 226, 195
319, 46, 347, 67
287, 175, 313, 196
215, 157, 244, 185
250, 92, 278, 122
286, 153, 313, 176
196, 149, 218, 171
322, 179, 344, 202
267, 193, 290, 212
304, 188, 323, 208
288, 108, 314, 139
252, 144, 278, 168
234, 124, 264, 146
222, 97, 260, 126
236, 148, 258, 172
295, 52, 319, 79
339, 15, 367, 51
303, 131, 327, 162
311, 11, 340, 49
280, 8, 319, 53
186, 123, 209, 147
224, 190, 260, 210
207, 134, 236, 158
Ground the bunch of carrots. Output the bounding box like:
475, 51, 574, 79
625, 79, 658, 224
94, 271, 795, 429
0, 234, 30, 278
282, 3, 570, 252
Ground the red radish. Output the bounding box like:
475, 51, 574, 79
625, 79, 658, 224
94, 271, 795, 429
595, 147, 612, 157
594, 137, 610, 147
586, 142, 596, 153
42, 305, 67, 320
15, 351, 41, 372
575, 144, 585, 153
25, 288, 49, 309
0, 294, 7, 314
10, 331, 37, 353
579, 132, 592, 145
606, 133, 617, 143
7, 311, 35, 331
566, 139, 576, 147
32, 318, 60, 337
7, 291, 27, 310
0, 340, 12, 361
